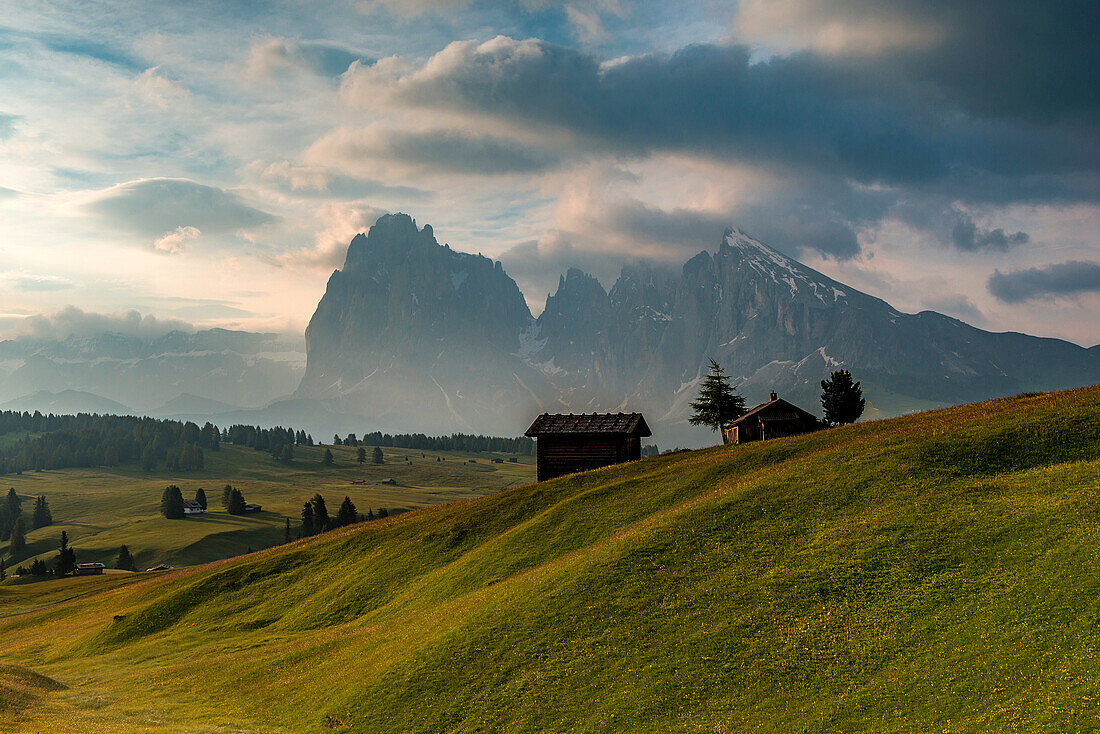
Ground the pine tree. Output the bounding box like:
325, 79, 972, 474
357, 447, 367, 465
310, 494, 330, 532
227, 488, 247, 515
195, 488, 208, 511
0, 557, 6, 581
366, 508, 375, 521
115, 544, 136, 571
322, 449, 335, 466
688, 359, 746, 434
221, 484, 233, 510
337, 496, 358, 527
333, 434, 342, 446
284, 517, 292, 543
377, 507, 389, 519
282, 444, 294, 462
4, 487, 20, 518
820, 369, 865, 425
31, 495, 52, 529
300, 502, 315, 537
10, 516, 26, 559
56, 530, 76, 576
160, 485, 186, 519
372, 446, 384, 464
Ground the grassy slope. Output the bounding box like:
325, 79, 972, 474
0, 444, 534, 573
1, 387, 1099, 732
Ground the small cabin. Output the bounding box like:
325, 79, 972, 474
243, 503, 262, 513
74, 562, 105, 576
525, 412, 652, 482
381, 478, 397, 485
182, 500, 205, 514
722, 392, 823, 445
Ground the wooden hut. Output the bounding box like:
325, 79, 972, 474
525, 412, 652, 481
722, 392, 823, 445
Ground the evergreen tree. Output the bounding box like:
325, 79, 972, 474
115, 544, 136, 571
221, 484, 233, 509
300, 502, 315, 537
357, 447, 367, 465
336, 496, 358, 527
4, 487, 20, 519
227, 488, 247, 515
9, 516, 26, 559
820, 369, 865, 425
195, 487, 208, 511
284, 517, 292, 543
29, 558, 47, 576
688, 359, 746, 434
310, 494, 330, 532
366, 508, 375, 521
160, 485, 186, 519
141, 444, 158, 471
372, 446, 384, 464
1, 557, 6, 581
347, 433, 358, 446
377, 507, 389, 519
282, 444, 294, 462
322, 449, 335, 466
56, 530, 76, 576
31, 495, 52, 529
333, 434, 342, 446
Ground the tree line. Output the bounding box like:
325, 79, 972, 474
332, 432, 534, 455
0, 410, 219, 474
299, 492, 387, 538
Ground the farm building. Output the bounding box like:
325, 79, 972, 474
74, 562, 105, 576
243, 503, 262, 513
722, 392, 823, 445
525, 412, 652, 482
182, 500, 205, 514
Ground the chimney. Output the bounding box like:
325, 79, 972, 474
769, 391, 778, 401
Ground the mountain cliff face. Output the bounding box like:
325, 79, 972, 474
300, 215, 1100, 443
298, 214, 560, 433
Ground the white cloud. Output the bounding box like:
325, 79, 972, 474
270, 202, 387, 270
12, 306, 195, 340
152, 225, 202, 254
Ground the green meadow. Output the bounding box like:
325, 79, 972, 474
1, 387, 1099, 732
0, 443, 534, 574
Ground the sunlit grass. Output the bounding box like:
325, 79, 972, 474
1, 386, 1098, 732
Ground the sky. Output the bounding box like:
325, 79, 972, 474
0, 0, 1097, 345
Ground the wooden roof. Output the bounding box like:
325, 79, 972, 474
729, 397, 820, 427
525, 412, 652, 437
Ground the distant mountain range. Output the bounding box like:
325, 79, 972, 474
0, 328, 305, 418
297, 213, 1099, 444
2, 213, 1096, 446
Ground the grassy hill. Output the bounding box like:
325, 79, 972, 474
0, 443, 534, 572
1, 387, 1099, 732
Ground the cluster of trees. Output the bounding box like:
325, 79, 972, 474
2, 489, 53, 562
333, 432, 534, 455
159, 484, 249, 519
690, 361, 865, 434
0, 411, 220, 474
222, 485, 249, 515
164, 442, 205, 471
10, 530, 76, 577
226, 425, 313, 452
299, 493, 387, 537
356, 446, 385, 465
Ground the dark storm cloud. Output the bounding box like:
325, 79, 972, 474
951, 215, 1029, 251
378, 33, 1098, 194
988, 261, 1100, 303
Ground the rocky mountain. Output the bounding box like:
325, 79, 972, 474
0, 328, 305, 414
300, 214, 1100, 445
298, 213, 562, 433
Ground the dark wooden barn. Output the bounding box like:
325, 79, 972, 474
722, 392, 823, 445
525, 412, 652, 481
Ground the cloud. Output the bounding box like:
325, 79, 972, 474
83, 178, 274, 238
269, 202, 387, 270
735, 0, 1100, 124
243, 38, 372, 80
950, 214, 1029, 251
152, 225, 202, 254
133, 66, 192, 110
3, 272, 76, 292
13, 306, 195, 340
988, 261, 1100, 303
307, 125, 561, 175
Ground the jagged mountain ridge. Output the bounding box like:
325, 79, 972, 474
298, 214, 1099, 444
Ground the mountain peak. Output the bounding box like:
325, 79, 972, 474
342, 212, 437, 269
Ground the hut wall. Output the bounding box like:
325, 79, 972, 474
535, 435, 636, 481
